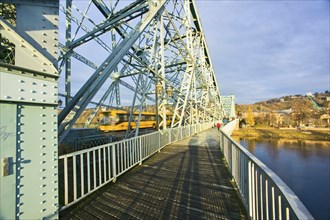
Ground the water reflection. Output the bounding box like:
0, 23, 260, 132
238, 138, 330, 220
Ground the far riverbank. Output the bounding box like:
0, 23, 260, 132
232, 127, 330, 142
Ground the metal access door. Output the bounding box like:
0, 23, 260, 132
0, 0, 59, 218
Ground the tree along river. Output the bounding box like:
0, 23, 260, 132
237, 138, 330, 220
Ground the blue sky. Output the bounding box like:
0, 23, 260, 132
59, 0, 329, 105
196, 0, 329, 104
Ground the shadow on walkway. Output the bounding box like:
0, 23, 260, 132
60, 128, 246, 219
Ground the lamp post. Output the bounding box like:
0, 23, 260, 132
155, 81, 162, 130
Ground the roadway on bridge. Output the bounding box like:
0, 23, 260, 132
60, 128, 246, 219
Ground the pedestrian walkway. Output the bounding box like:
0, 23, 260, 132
60, 128, 246, 219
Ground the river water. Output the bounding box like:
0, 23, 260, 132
237, 138, 330, 220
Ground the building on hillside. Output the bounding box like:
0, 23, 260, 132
320, 114, 330, 127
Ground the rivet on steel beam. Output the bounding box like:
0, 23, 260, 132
19, 89, 24, 92
41, 145, 46, 149
40, 209, 46, 213
40, 192, 46, 196
16, 212, 23, 216
4, 96, 11, 99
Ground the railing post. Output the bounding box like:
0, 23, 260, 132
158, 132, 161, 153
111, 144, 117, 182
64, 157, 68, 206
248, 160, 253, 218
139, 137, 142, 165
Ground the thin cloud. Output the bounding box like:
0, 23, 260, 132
197, 1, 330, 104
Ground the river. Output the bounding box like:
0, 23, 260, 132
237, 138, 330, 220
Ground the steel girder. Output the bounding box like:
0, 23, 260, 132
58, 0, 223, 142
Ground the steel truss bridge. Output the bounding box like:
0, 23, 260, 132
0, 1, 313, 219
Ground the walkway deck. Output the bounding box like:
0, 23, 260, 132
60, 128, 246, 219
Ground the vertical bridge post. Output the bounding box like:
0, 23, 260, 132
0, 1, 59, 219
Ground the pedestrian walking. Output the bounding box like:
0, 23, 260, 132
216, 122, 221, 131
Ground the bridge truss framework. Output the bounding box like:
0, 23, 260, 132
0, 0, 225, 218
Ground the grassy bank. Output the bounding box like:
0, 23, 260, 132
232, 127, 330, 141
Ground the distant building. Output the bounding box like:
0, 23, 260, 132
306, 92, 314, 97
320, 114, 330, 127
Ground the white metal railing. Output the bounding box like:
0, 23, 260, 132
221, 119, 238, 136
219, 131, 314, 220
59, 123, 213, 209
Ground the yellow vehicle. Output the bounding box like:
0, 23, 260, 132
99, 110, 173, 132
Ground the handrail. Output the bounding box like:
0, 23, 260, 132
59, 123, 213, 209
221, 119, 238, 136
219, 131, 314, 220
